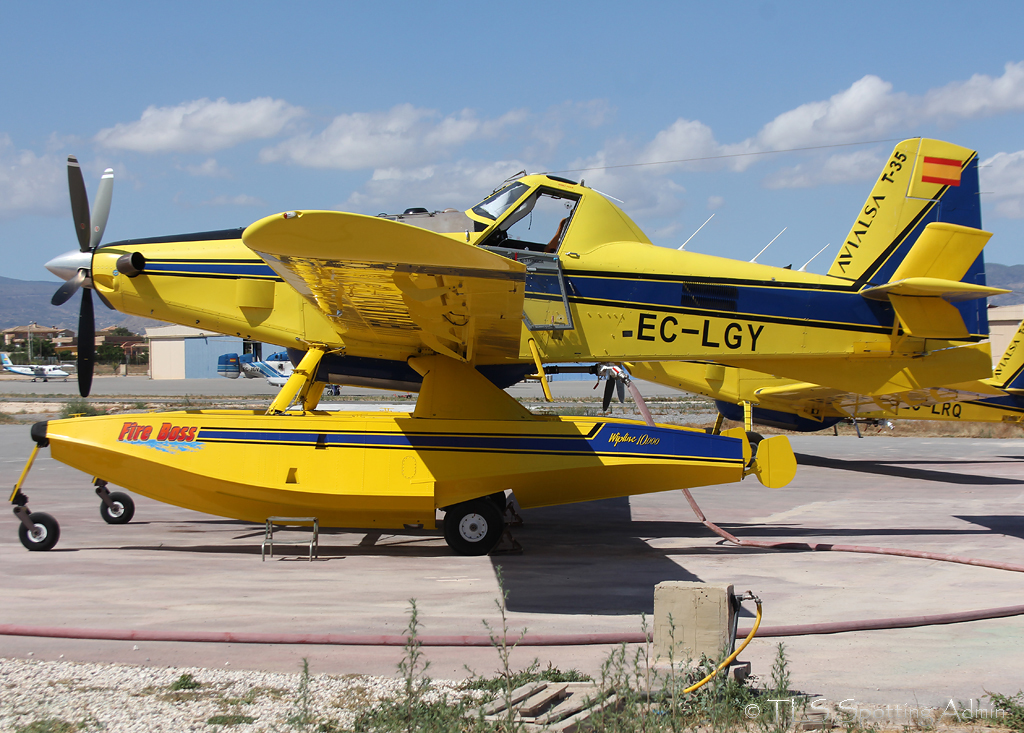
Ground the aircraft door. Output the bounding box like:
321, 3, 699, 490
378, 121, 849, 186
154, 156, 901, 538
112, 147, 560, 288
520, 254, 574, 331
480, 187, 577, 331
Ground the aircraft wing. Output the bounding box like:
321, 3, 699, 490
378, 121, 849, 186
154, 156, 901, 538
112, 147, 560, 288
752, 380, 1001, 418
243, 211, 527, 364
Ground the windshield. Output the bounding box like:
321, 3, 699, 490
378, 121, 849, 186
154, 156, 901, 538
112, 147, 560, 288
471, 182, 530, 221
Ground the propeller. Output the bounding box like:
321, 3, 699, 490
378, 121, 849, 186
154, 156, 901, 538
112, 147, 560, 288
47, 156, 113, 397
595, 363, 655, 427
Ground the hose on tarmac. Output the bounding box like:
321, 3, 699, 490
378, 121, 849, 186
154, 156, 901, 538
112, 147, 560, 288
681, 488, 1024, 637
2, 490, 1022, 647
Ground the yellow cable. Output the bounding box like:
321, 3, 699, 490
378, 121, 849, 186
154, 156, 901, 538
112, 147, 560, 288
683, 599, 762, 694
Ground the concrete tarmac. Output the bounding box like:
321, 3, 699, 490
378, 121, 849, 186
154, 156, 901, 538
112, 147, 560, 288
0, 373, 686, 399
1, 395, 1023, 706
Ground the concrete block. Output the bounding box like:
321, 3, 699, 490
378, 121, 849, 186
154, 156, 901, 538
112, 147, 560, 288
653, 581, 734, 663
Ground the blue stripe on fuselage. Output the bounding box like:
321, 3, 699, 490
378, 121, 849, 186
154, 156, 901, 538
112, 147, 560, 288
557, 273, 897, 333
144, 261, 280, 279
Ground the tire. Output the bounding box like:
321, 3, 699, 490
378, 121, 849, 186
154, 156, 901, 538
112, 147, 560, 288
100, 491, 135, 524
486, 491, 508, 513
18, 512, 60, 551
443, 499, 504, 556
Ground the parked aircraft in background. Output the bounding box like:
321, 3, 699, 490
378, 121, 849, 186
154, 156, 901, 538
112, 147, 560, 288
630, 318, 1024, 434
218, 351, 294, 387
1, 353, 70, 382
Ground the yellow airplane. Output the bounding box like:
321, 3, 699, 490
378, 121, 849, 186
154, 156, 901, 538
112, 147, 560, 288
8, 138, 1003, 554
631, 317, 1024, 435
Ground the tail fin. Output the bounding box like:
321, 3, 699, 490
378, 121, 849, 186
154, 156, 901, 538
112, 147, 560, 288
1, 352, 11, 367
831, 138, 1001, 338
828, 138, 981, 286
990, 321, 1024, 392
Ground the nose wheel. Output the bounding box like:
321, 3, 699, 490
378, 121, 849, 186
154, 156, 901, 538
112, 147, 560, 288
14, 504, 60, 551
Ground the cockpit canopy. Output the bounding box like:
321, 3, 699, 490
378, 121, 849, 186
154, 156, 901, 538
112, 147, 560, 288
466, 174, 651, 255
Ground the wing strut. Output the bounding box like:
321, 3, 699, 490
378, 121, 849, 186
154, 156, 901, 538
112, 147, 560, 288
267, 348, 326, 415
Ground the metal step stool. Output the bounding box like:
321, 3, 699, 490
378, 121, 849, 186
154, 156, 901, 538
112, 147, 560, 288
262, 517, 319, 561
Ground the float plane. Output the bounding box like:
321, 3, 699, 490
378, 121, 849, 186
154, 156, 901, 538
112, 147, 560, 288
9, 139, 1005, 555
1, 353, 70, 382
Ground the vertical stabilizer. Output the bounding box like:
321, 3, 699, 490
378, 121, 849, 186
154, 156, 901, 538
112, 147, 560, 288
829, 138, 980, 285
829, 138, 988, 334
991, 320, 1024, 391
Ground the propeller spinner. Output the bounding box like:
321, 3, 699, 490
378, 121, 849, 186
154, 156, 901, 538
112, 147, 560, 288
595, 363, 655, 427
45, 156, 113, 397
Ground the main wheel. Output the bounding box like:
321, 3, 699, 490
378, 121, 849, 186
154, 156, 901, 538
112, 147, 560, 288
443, 499, 503, 556
486, 491, 508, 513
100, 491, 135, 524
18, 512, 60, 551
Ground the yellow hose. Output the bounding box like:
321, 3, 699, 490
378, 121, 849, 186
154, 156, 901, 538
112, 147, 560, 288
683, 597, 762, 694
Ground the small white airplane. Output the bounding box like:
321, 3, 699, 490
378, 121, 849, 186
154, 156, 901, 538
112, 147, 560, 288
1, 353, 70, 382
217, 350, 294, 387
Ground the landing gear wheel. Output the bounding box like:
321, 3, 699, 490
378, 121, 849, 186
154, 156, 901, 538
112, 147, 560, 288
18, 512, 60, 551
486, 491, 508, 513
100, 491, 135, 524
443, 499, 503, 556
744, 431, 764, 467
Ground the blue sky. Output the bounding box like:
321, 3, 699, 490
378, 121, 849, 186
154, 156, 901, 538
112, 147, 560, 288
3, 0, 1024, 282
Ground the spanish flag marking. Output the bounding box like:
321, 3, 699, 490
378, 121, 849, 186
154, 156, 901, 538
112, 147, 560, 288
920, 156, 963, 186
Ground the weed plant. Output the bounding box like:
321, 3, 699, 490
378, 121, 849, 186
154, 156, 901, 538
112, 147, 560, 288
59, 399, 102, 419
989, 691, 1024, 732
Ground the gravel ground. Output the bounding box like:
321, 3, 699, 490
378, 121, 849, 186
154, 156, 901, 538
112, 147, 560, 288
0, 657, 479, 732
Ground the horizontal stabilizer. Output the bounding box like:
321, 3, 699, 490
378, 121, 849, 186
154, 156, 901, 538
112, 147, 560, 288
856, 223, 1005, 338
890, 222, 992, 282
860, 277, 1008, 303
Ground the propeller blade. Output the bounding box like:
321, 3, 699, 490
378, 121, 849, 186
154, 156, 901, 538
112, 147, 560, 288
68, 156, 91, 253
78, 288, 95, 397
616, 379, 626, 404
89, 169, 114, 249
95, 290, 115, 310
602, 379, 615, 412
51, 269, 88, 306
627, 381, 656, 427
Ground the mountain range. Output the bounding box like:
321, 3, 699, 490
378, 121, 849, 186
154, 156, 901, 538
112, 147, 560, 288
2, 264, 1022, 335
0, 276, 167, 333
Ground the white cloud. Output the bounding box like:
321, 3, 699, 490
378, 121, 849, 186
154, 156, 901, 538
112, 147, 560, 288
343, 159, 530, 213
182, 158, 230, 177
763, 149, 884, 189
707, 196, 725, 210
202, 193, 267, 207
749, 76, 906, 153
922, 61, 1024, 119
0, 135, 65, 218
570, 61, 1024, 218
981, 150, 1024, 219
639, 118, 722, 168
95, 98, 305, 153
261, 104, 523, 170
